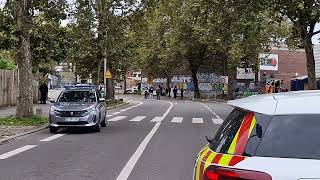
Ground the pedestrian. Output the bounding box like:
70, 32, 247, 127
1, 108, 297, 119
160, 86, 163, 96
165, 87, 168, 96
149, 86, 154, 99
181, 88, 184, 100
144, 88, 148, 99
168, 86, 171, 98
156, 85, 161, 100
39, 82, 48, 104
173, 86, 178, 99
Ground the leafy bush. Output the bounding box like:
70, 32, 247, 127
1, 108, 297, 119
0, 59, 16, 70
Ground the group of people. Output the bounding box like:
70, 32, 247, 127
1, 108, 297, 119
144, 85, 184, 100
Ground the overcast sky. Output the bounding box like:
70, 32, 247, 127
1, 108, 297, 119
0, 0, 320, 44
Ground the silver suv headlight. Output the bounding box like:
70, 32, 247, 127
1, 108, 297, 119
50, 106, 59, 115
83, 107, 96, 116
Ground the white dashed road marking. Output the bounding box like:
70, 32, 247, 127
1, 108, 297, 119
130, 116, 147, 122
200, 103, 221, 119
171, 117, 183, 123
112, 112, 121, 115
40, 134, 66, 142
192, 118, 204, 124
108, 116, 127, 122
212, 118, 223, 124
116, 101, 174, 180
0, 145, 37, 160
151, 116, 165, 122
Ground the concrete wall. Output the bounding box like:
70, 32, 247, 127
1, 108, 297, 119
0, 70, 39, 108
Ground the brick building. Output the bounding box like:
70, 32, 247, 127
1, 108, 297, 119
261, 48, 307, 89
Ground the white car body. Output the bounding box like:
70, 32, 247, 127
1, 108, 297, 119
194, 90, 320, 180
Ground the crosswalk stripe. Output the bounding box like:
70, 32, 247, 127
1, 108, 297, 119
151, 116, 165, 122
108, 116, 127, 122
130, 116, 147, 122
171, 117, 183, 123
192, 118, 204, 124
212, 118, 223, 124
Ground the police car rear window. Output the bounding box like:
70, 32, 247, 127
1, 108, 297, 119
256, 115, 320, 160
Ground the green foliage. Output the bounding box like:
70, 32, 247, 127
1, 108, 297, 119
268, 0, 320, 89
0, 116, 48, 126
0, 0, 69, 75
0, 59, 15, 70
0, 50, 16, 70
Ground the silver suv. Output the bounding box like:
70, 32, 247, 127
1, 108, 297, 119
49, 86, 107, 133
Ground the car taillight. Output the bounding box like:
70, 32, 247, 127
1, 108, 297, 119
204, 165, 272, 180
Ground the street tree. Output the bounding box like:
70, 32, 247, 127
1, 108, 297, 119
9, 0, 68, 117
269, 0, 320, 90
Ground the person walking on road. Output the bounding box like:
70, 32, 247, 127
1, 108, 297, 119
156, 85, 161, 100
149, 86, 154, 99
173, 86, 178, 99
39, 82, 48, 104
181, 88, 184, 100
144, 88, 149, 99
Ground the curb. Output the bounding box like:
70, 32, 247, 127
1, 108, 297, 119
0, 102, 129, 144
107, 102, 129, 110
0, 124, 49, 144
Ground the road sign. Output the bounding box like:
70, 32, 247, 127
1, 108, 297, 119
104, 70, 112, 79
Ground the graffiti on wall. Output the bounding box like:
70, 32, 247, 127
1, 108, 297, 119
197, 73, 228, 93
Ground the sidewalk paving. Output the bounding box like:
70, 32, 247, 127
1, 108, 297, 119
0, 103, 52, 141
0, 103, 52, 118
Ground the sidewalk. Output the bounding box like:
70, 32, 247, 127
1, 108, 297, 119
0, 103, 52, 118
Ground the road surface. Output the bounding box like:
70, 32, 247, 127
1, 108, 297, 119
0, 96, 233, 180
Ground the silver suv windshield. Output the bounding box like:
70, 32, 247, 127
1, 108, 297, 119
58, 90, 96, 103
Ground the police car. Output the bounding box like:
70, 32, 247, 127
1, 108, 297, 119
49, 84, 107, 133
194, 90, 320, 180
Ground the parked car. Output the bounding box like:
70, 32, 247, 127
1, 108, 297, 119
125, 86, 139, 94
49, 85, 107, 133
194, 90, 320, 180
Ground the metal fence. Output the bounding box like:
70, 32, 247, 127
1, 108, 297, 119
0, 70, 39, 108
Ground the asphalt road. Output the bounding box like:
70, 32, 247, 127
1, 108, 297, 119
0, 95, 233, 180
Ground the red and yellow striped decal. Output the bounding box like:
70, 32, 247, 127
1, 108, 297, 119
194, 112, 257, 180
228, 112, 256, 155
194, 147, 246, 180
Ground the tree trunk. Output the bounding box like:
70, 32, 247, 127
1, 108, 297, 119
191, 69, 200, 99
123, 73, 127, 94
15, 0, 33, 118
92, 68, 99, 86
106, 77, 114, 99
227, 68, 237, 100
166, 76, 171, 90
105, 63, 114, 99
304, 37, 317, 90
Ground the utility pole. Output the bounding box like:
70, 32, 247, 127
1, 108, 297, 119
104, 57, 107, 98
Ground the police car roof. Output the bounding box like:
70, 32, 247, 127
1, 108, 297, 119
64, 84, 97, 90
227, 90, 320, 115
